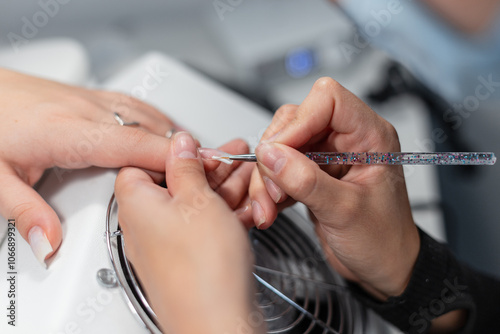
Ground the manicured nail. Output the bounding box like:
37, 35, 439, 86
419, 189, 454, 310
198, 148, 233, 165
174, 132, 198, 159
263, 176, 284, 203
28, 226, 53, 269
251, 201, 266, 229
255, 143, 287, 174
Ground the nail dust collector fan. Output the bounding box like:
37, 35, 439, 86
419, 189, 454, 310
106, 194, 368, 333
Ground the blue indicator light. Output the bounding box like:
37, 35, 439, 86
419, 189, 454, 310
285, 48, 315, 78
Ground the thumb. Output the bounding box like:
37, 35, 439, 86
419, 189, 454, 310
165, 131, 211, 198
255, 143, 350, 215
0, 170, 61, 268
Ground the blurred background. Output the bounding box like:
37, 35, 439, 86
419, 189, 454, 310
0, 0, 499, 279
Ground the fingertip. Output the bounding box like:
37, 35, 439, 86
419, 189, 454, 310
28, 225, 55, 268
166, 132, 211, 197
255, 143, 287, 174
312, 77, 343, 93
248, 167, 277, 229
262, 176, 286, 204
171, 131, 199, 160
18, 204, 62, 267
251, 199, 277, 230
251, 200, 266, 229
0, 173, 62, 268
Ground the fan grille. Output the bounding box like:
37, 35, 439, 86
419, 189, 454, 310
106, 196, 365, 334
250, 212, 358, 333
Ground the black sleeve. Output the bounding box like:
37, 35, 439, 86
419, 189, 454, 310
347, 227, 500, 333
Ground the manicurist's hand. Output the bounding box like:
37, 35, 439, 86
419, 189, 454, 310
0, 68, 176, 267
115, 132, 263, 334
245, 78, 420, 300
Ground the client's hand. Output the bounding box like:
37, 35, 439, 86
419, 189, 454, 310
245, 78, 420, 300
0, 68, 176, 266
115, 132, 262, 334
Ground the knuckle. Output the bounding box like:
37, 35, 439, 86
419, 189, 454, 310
171, 163, 203, 181
313, 77, 342, 93
377, 120, 401, 151
291, 165, 318, 200
270, 104, 298, 131
10, 202, 33, 224
385, 122, 401, 151
275, 103, 297, 116
116, 168, 137, 190
115, 169, 143, 201
109, 92, 140, 112
9, 201, 54, 234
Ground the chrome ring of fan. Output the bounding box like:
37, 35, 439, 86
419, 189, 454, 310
105, 195, 366, 333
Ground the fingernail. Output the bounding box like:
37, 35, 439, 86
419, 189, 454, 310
263, 176, 283, 203
251, 201, 266, 229
198, 148, 233, 165
235, 204, 250, 215
174, 132, 198, 159
255, 143, 287, 174
28, 226, 53, 269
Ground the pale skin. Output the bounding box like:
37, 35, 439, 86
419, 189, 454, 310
0, 67, 253, 267
0, 68, 172, 263
116, 79, 466, 333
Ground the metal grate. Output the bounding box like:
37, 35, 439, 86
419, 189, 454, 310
106, 196, 365, 334
250, 212, 362, 333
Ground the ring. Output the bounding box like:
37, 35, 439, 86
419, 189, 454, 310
165, 128, 177, 139
114, 112, 140, 126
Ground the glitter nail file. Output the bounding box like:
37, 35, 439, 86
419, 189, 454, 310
222, 152, 496, 165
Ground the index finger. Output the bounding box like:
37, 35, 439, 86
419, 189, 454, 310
271, 77, 399, 152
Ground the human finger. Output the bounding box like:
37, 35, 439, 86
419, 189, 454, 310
52, 120, 171, 173
260, 104, 298, 141
0, 164, 61, 268
115, 166, 168, 233
235, 196, 254, 228
201, 139, 250, 189
216, 161, 254, 210
271, 77, 398, 152
248, 167, 278, 229
254, 142, 357, 222
244, 105, 298, 229
96, 91, 177, 138
164, 132, 212, 201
